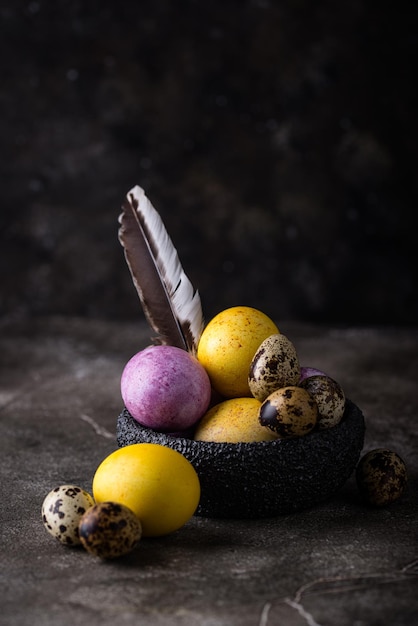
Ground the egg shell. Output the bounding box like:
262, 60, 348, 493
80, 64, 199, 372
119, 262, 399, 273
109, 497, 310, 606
41, 485, 95, 546
259, 386, 318, 438
92, 444, 200, 537
249, 334, 300, 401
299, 366, 328, 383
196, 306, 279, 398
78, 501, 142, 559
194, 397, 278, 443
121, 345, 212, 432
299, 375, 345, 429
356, 448, 407, 506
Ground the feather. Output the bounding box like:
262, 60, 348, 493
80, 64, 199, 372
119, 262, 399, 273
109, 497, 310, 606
118, 185, 204, 353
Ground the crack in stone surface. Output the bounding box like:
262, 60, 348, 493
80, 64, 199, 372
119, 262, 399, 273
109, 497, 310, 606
261, 559, 418, 626
292, 558, 418, 602
258, 602, 271, 626
284, 598, 322, 626
80, 413, 114, 439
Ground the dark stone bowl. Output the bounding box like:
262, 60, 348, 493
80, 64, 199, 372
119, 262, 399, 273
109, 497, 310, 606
116, 399, 365, 519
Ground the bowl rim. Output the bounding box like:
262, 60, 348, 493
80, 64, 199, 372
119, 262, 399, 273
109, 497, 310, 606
117, 397, 363, 452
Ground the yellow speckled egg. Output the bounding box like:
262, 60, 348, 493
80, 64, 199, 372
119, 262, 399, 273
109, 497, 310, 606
249, 334, 300, 401
356, 448, 407, 506
194, 397, 278, 443
259, 386, 318, 438
197, 306, 279, 398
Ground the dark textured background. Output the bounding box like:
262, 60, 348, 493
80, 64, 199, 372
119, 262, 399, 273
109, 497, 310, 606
1, 0, 417, 326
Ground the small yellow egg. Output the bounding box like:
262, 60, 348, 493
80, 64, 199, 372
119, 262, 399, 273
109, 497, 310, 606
194, 397, 278, 443
197, 306, 279, 398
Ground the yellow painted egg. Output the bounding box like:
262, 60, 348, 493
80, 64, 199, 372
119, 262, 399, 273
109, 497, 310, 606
194, 397, 278, 443
249, 333, 301, 401
197, 306, 279, 398
259, 386, 318, 438
92, 443, 200, 537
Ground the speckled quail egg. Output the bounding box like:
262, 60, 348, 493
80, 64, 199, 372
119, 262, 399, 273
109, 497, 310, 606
248, 334, 300, 402
299, 375, 345, 429
356, 448, 407, 506
258, 386, 318, 438
41, 485, 95, 546
78, 501, 142, 559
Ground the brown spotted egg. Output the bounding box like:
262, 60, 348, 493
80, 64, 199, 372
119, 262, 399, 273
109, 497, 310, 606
78, 501, 142, 559
299, 375, 346, 429
356, 448, 407, 506
248, 334, 300, 402
258, 386, 318, 438
41, 485, 95, 546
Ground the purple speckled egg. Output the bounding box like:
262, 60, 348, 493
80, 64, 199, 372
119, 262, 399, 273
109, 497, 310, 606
121, 345, 212, 432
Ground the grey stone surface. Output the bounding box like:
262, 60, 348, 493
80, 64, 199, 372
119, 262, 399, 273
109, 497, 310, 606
1, 316, 417, 626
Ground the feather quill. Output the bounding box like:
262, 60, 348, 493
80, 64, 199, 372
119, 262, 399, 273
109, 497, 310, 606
118, 185, 204, 353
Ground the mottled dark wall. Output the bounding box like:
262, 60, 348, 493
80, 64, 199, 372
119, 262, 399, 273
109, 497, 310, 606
1, 0, 417, 326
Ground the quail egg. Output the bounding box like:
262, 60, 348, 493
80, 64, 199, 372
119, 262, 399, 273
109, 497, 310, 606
249, 334, 300, 402
78, 501, 142, 559
299, 375, 345, 429
41, 485, 95, 546
258, 386, 318, 438
356, 448, 407, 506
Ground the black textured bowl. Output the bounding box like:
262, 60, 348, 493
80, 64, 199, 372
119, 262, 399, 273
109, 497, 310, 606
116, 399, 365, 519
